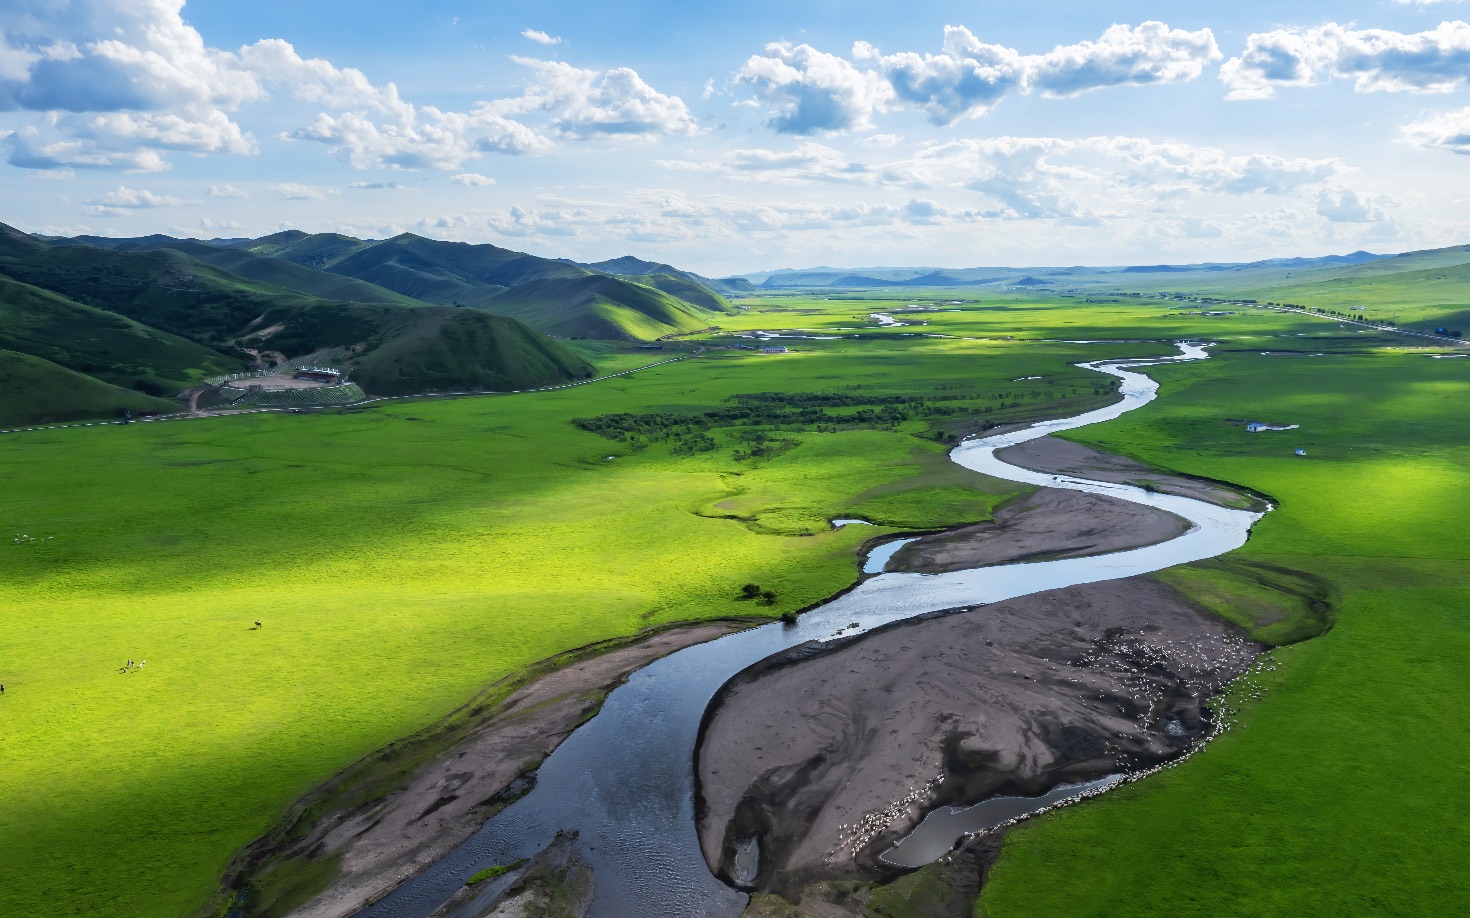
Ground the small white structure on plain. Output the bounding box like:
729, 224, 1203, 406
1247, 421, 1300, 432
1295, 448, 1307, 457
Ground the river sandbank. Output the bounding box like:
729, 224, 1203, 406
227, 621, 756, 918
696, 575, 1261, 897
994, 435, 1265, 510
887, 487, 1190, 574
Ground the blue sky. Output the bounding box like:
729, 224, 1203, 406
3, 1, 1470, 274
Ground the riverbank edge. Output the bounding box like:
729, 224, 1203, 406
196, 615, 771, 918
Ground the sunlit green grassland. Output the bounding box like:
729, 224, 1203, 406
0, 318, 1145, 918
712, 289, 1421, 351
980, 349, 1470, 917
5, 289, 1456, 918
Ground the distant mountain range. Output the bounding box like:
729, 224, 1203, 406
0, 223, 736, 424
744, 251, 1390, 288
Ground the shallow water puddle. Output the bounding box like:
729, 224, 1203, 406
862, 537, 920, 574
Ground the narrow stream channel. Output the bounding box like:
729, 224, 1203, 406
356, 343, 1262, 918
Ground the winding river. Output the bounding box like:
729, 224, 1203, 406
356, 343, 1262, 918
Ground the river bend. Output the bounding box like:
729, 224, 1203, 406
356, 343, 1261, 918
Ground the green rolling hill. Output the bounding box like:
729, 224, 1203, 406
480, 274, 718, 339
351, 308, 594, 396
0, 227, 339, 347
578, 256, 733, 311
699, 275, 758, 295
580, 255, 679, 275
617, 272, 729, 312
0, 274, 241, 389
0, 224, 602, 412
0, 349, 179, 426
277, 233, 590, 308
72, 235, 429, 308
238, 230, 372, 269
1085, 242, 1470, 333
59, 228, 731, 341
0, 220, 735, 424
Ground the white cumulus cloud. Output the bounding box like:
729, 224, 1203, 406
285, 106, 552, 169
1222, 21, 1470, 99
4, 125, 169, 171
1026, 22, 1222, 98
739, 22, 1220, 132
1315, 187, 1391, 222
522, 29, 563, 46
272, 182, 337, 201
659, 141, 870, 183
288, 56, 697, 165
660, 136, 1341, 210
1089, 136, 1342, 194
1402, 105, 1470, 152
0, 2, 693, 172
736, 42, 894, 134
0, 1, 263, 168
83, 183, 198, 215
500, 57, 699, 139
851, 27, 1022, 126
451, 172, 495, 186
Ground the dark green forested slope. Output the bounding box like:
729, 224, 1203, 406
0, 274, 241, 389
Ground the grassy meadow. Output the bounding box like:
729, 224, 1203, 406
708, 289, 1415, 351
0, 323, 1135, 918
3, 289, 1464, 917
978, 348, 1470, 916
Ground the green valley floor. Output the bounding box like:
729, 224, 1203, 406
2, 294, 1465, 917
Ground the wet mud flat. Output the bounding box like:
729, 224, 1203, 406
696, 575, 1261, 898
219, 621, 754, 918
